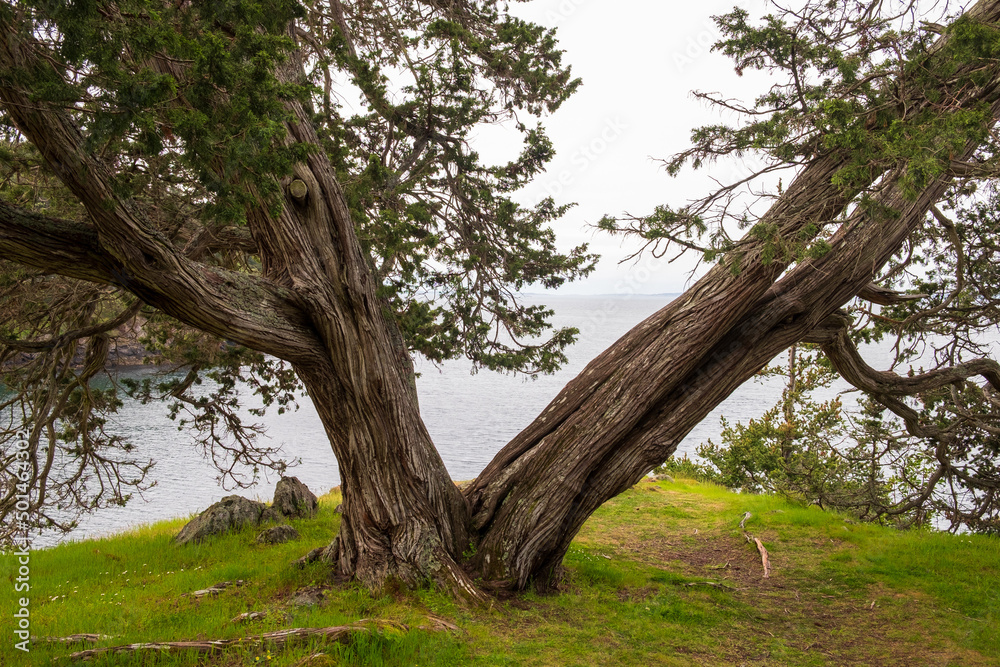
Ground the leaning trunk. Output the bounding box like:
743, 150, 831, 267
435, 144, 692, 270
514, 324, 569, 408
468, 4, 1000, 586
467, 164, 979, 591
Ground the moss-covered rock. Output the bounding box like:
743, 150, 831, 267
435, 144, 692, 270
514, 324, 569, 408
174, 495, 282, 545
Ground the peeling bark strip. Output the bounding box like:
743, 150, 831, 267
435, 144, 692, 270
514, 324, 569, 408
66, 623, 376, 661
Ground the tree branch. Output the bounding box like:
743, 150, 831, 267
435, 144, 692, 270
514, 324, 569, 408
804, 311, 1000, 396
0, 20, 322, 364
0, 201, 128, 287
0, 198, 316, 363
856, 283, 928, 306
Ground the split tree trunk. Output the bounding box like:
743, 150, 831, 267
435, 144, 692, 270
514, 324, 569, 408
5, 1, 1000, 598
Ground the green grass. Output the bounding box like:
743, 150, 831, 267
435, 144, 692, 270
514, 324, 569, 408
2, 479, 998, 666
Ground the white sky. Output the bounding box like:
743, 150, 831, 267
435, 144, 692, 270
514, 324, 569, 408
472, 0, 777, 294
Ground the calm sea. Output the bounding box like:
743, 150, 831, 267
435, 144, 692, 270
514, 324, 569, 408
36, 294, 800, 545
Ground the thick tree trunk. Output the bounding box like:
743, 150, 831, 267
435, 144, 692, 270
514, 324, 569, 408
465, 166, 978, 590
240, 52, 480, 597
293, 359, 477, 596
0, 10, 478, 597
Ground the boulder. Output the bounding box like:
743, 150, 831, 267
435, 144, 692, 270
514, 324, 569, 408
272, 476, 319, 519
174, 495, 281, 545
256, 524, 301, 545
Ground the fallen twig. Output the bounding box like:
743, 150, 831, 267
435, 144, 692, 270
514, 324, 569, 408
739, 512, 752, 529
946, 607, 985, 623
751, 536, 770, 578
231, 611, 268, 624
742, 532, 771, 578
680, 581, 736, 590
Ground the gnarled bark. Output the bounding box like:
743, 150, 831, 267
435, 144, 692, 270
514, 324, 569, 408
5, 0, 1000, 599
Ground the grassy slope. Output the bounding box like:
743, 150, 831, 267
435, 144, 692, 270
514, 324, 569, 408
2, 478, 998, 666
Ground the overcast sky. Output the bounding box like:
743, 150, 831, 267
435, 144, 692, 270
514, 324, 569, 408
471, 0, 776, 294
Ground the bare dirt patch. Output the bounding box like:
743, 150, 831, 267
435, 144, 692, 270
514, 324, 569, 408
621, 529, 994, 666
582, 483, 997, 666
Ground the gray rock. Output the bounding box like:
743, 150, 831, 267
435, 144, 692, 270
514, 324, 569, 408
256, 524, 301, 545
272, 476, 319, 519
174, 495, 282, 545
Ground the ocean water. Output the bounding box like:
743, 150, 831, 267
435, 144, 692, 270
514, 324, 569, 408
37, 294, 796, 545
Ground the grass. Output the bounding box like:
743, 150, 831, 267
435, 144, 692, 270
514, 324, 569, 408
2, 478, 998, 666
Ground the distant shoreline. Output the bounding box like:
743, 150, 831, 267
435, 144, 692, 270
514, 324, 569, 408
4, 293, 682, 372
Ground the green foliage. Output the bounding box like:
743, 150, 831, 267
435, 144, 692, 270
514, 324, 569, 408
660, 341, 998, 533
599, 2, 1000, 269
660, 346, 886, 516
313, 0, 593, 373
17, 0, 312, 222
4, 0, 592, 375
